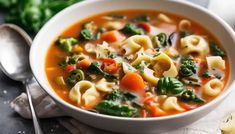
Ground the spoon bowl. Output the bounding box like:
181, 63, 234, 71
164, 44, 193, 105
0, 24, 43, 134
0, 24, 32, 81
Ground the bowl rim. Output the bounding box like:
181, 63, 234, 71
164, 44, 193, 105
30, 0, 235, 121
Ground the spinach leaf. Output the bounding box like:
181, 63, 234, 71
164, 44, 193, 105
80, 29, 93, 41
181, 90, 205, 103
104, 89, 123, 101
96, 100, 139, 117
156, 77, 185, 96
156, 77, 205, 103
120, 23, 144, 35
210, 42, 225, 57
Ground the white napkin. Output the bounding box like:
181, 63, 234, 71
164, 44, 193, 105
10, 80, 235, 134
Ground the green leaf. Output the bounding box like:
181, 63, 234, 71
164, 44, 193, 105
0, 0, 18, 9
210, 43, 225, 57
120, 23, 144, 35
180, 90, 205, 103
104, 89, 122, 101
179, 58, 197, 77
96, 100, 139, 117
123, 92, 137, 101
80, 29, 94, 41
2, 0, 82, 34
156, 77, 185, 96
202, 71, 210, 78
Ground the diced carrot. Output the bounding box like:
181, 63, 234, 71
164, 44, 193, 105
120, 72, 145, 93
73, 45, 83, 53
150, 106, 167, 117
77, 59, 91, 69
101, 58, 119, 74
101, 30, 124, 43
138, 22, 151, 33
64, 64, 76, 73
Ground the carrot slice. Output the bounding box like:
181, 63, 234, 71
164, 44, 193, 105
120, 72, 145, 92
150, 106, 167, 117
77, 59, 91, 69
101, 30, 124, 43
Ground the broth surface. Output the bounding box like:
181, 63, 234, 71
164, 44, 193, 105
45, 10, 229, 117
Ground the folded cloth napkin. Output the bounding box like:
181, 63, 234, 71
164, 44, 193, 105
10, 80, 235, 134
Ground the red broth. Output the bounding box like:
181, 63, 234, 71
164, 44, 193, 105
45, 10, 229, 117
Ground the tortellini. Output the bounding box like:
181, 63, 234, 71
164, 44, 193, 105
152, 52, 178, 77
203, 79, 223, 96
95, 78, 115, 93
69, 81, 101, 109
85, 41, 114, 58
140, 62, 159, 85
162, 97, 185, 112
180, 35, 209, 56
131, 49, 153, 66
206, 56, 225, 70
122, 35, 153, 55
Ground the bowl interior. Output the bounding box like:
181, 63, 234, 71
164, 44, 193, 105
30, 0, 235, 120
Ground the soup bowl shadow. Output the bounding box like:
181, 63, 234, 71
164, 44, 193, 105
30, 0, 235, 133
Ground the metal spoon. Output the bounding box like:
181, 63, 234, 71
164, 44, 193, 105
0, 24, 43, 134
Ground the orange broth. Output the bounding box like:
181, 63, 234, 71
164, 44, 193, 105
45, 10, 230, 117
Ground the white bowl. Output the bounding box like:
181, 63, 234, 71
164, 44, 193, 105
30, 0, 235, 133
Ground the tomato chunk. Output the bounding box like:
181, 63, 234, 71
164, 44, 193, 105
138, 22, 151, 33
101, 58, 119, 74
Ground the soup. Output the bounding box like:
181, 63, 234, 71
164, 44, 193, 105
45, 10, 229, 118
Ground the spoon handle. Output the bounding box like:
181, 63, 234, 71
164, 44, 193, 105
25, 81, 44, 134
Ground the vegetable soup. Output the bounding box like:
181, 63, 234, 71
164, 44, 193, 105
45, 10, 229, 118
